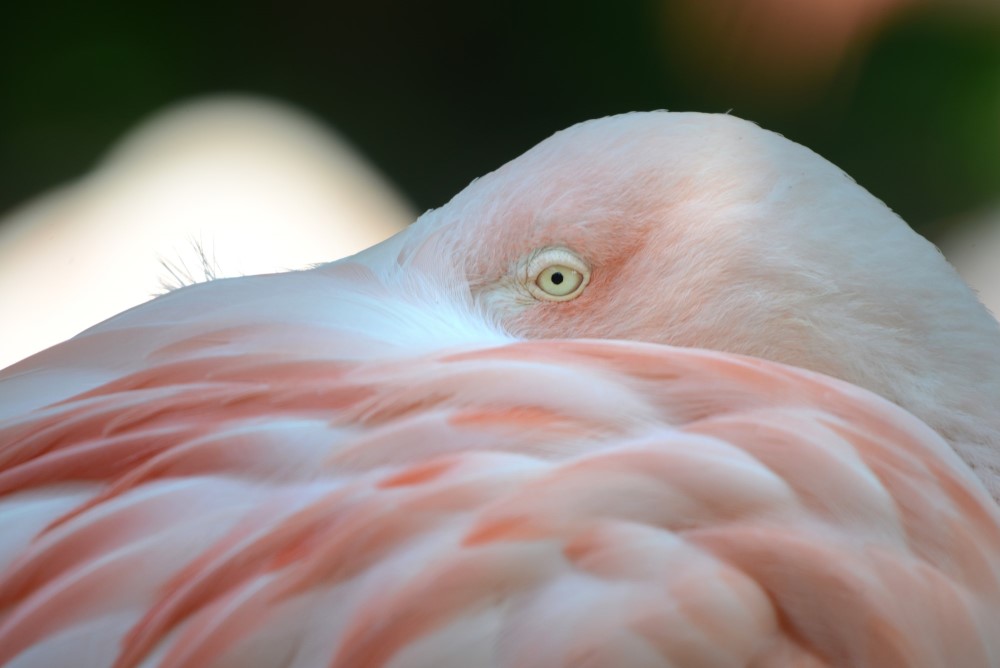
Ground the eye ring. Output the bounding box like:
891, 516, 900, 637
526, 247, 590, 302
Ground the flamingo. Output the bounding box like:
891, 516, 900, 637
2, 111, 1000, 667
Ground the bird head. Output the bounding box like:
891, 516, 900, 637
366, 111, 1000, 495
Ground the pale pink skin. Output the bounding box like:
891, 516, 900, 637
2, 111, 1000, 667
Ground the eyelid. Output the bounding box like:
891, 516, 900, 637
526, 248, 589, 280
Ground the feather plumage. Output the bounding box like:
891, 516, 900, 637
3, 111, 1000, 666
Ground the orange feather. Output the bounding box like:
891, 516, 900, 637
2, 111, 1000, 666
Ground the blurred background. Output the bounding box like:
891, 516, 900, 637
2, 0, 1000, 366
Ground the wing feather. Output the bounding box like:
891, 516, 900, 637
2, 311, 1000, 666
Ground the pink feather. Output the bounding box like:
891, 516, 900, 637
2, 111, 1000, 667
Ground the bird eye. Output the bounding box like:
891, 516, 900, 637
526, 248, 590, 302
537, 265, 583, 297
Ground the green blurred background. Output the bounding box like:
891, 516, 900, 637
2, 0, 999, 241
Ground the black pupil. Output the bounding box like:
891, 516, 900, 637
551, 272, 564, 285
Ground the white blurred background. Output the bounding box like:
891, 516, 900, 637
0, 97, 415, 369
